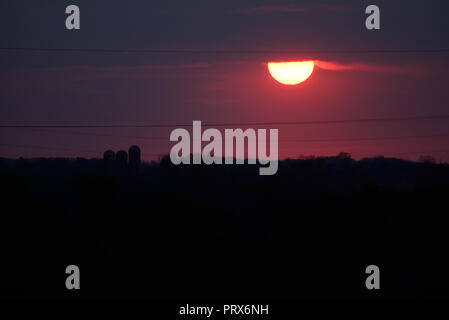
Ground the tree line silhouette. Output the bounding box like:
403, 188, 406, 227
0, 150, 448, 299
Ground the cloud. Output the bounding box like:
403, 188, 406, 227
235, 4, 352, 14
64, 63, 210, 73
314, 60, 408, 73
186, 98, 241, 105
235, 5, 307, 14
14, 63, 212, 81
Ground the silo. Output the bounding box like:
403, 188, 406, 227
128, 145, 141, 169
103, 150, 116, 161
103, 149, 116, 173
116, 150, 128, 168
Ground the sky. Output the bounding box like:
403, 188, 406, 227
1, 0, 449, 162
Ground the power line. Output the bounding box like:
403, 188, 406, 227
282, 133, 449, 143
0, 143, 97, 153
1, 114, 449, 128
1, 47, 449, 55
376, 149, 449, 156
0, 143, 163, 158
18, 128, 168, 141
11, 128, 449, 143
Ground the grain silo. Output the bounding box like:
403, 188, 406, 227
116, 150, 128, 167
128, 145, 141, 169
103, 150, 116, 161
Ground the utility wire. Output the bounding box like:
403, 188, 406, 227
0, 143, 162, 158
1, 114, 449, 128
1, 47, 449, 55
10, 128, 449, 143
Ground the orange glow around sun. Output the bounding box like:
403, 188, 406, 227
268, 61, 314, 85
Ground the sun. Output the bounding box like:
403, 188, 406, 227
267, 61, 314, 85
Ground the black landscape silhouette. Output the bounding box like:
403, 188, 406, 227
1, 151, 449, 300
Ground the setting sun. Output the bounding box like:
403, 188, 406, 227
268, 61, 315, 85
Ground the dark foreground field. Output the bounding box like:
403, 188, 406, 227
1, 155, 448, 300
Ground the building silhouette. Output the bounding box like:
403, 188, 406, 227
129, 145, 141, 169
102, 146, 140, 171
103, 150, 116, 161
116, 150, 128, 168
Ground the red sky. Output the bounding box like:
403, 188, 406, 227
1, 0, 449, 162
